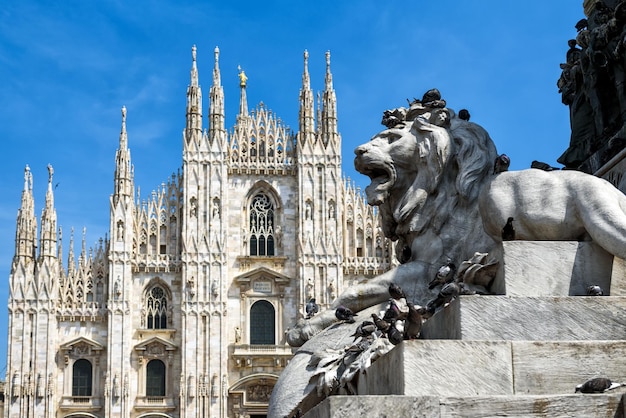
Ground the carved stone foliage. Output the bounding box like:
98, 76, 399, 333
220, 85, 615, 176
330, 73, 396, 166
229, 103, 296, 172
59, 337, 104, 366
133, 336, 178, 366
146, 341, 165, 355
246, 383, 273, 402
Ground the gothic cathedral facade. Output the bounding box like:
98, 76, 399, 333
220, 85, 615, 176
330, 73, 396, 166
4, 46, 394, 418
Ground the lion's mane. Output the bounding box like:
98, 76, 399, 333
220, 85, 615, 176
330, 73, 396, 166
357, 110, 499, 269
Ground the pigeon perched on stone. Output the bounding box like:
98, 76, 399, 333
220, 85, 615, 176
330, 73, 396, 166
502, 217, 515, 241
335, 305, 357, 323
305, 298, 319, 319
427, 281, 460, 313
575, 18, 588, 32
383, 298, 408, 323
351, 320, 377, 341
381, 108, 406, 128
372, 313, 391, 333
399, 245, 412, 264
493, 154, 511, 174
459, 282, 489, 296
345, 336, 373, 354
422, 303, 436, 320
290, 408, 303, 418
586, 285, 604, 296
575, 377, 624, 393
531, 160, 559, 171
428, 260, 457, 289
404, 302, 424, 339
421, 88, 446, 108
387, 322, 404, 345
388, 282, 406, 300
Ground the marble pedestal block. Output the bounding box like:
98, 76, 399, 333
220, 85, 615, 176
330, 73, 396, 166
499, 241, 614, 296
358, 340, 626, 397
420, 295, 626, 340
305, 394, 626, 418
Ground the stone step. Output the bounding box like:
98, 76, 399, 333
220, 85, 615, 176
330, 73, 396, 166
420, 295, 626, 340
358, 340, 626, 398
304, 394, 625, 418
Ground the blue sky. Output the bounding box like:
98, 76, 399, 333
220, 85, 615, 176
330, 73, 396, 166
0, 1, 583, 371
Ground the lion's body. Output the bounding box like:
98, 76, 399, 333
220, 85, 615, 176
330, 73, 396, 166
479, 169, 626, 259
286, 107, 626, 348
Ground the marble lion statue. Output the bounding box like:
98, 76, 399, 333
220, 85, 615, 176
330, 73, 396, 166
285, 96, 626, 347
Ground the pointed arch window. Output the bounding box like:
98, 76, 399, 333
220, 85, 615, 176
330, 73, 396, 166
250, 300, 275, 345
249, 193, 275, 256
145, 286, 168, 329
72, 359, 93, 396
146, 359, 166, 396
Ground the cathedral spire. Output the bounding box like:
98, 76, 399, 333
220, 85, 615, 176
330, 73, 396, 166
39, 164, 57, 259
57, 226, 64, 275
185, 45, 203, 144
321, 50, 339, 146
191, 44, 199, 87
237, 65, 249, 121
14, 165, 37, 260
324, 50, 334, 91
79, 227, 87, 266
299, 50, 315, 137
209, 46, 225, 145
113, 106, 134, 201
212, 45, 221, 87
67, 227, 76, 277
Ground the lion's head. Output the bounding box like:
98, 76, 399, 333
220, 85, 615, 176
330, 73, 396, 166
354, 102, 498, 265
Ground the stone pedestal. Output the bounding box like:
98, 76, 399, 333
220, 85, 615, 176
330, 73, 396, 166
420, 296, 626, 340
501, 241, 614, 296
611, 256, 626, 295
305, 394, 626, 418
271, 241, 626, 418
359, 340, 626, 397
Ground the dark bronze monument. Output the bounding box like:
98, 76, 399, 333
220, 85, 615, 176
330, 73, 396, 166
558, 0, 626, 172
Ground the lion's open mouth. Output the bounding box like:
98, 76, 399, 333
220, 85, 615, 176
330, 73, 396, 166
354, 157, 396, 205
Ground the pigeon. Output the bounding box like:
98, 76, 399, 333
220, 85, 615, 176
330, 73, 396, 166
586, 285, 604, 296
422, 303, 436, 320
428, 260, 457, 289
305, 298, 319, 319
459, 282, 489, 295
575, 377, 624, 393
404, 302, 424, 339
493, 154, 511, 174
335, 305, 357, 323
575, 18, 588, 32
372, 313, 391, 333
388, 282, 406, 300
458, 109, 470, 121
531, 160, 559, 171
421, 88, 446, 108
383, 298, 408, 323
381, 108, 406, 128
345, 336, 373, 355
399, 245, 412, 264
502, 217, 515, 241
427, 281, 460, 313
351, 320, 377, 341
387, 322, 404, 345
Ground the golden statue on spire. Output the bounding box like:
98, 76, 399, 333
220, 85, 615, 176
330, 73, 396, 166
237, 65, 247, 87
